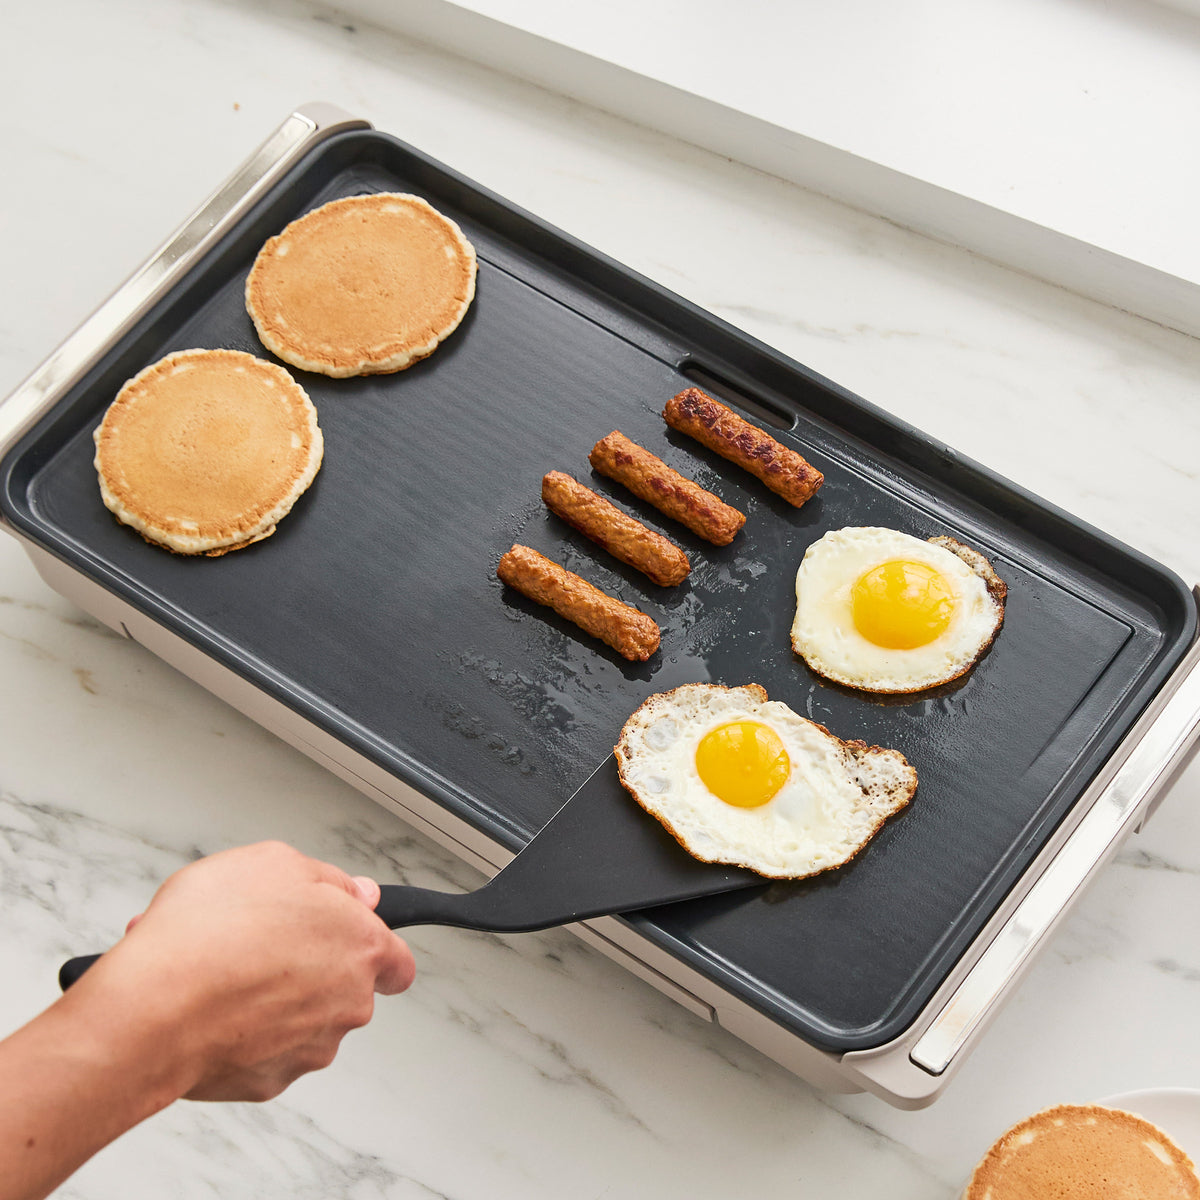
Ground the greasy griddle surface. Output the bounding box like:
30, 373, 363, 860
3, 132, 1192, 1051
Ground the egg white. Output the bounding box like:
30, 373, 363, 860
790, 527, 1006, 694
614, 683, 917, 879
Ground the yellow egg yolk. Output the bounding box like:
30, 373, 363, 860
851, 558, 955, 649
695, 721, 791, 808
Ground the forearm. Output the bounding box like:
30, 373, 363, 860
0, 960, 197, 1200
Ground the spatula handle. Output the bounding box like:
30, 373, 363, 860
373, 882, 559, 933
59, 954, 102, 990
57, 883, 519, 992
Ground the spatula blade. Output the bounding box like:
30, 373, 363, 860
374, 756, 762, 932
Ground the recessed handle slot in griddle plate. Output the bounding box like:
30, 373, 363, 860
678, 360, 794, 430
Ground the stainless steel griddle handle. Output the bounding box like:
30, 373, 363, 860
0, 103, 370, 486
909, 613, 1200, 1076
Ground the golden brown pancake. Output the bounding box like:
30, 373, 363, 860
94, 348, 323, 556
244, 192, 477, 377
964, 1104, 1200, 1199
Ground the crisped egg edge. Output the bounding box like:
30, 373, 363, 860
791, 533, 1007, 695
613, 682, 918, 880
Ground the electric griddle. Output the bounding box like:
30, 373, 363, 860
3, 105, 1198, 1107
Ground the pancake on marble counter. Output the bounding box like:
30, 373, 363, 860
964, 1103, 1200, 1199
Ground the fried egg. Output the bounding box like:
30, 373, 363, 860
791, 527, 1006, 694
614, 683, 917, 879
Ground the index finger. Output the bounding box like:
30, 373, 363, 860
303, 854, 416, 994
374, 932, 417, 996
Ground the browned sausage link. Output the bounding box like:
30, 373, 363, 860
541, 471, 690, 587
663, 387, 823, 508
588, 431, 745, 546
497, 544, 661, 661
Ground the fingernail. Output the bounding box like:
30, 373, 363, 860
351, 875, 380, 906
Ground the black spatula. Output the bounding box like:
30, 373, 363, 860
58, 757, 762, 989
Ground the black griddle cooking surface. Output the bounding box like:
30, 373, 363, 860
3, 130, 1194, 1052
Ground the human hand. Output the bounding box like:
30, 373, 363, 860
72, 841, 415, 1102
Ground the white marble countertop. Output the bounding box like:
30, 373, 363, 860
3, 1, 1200, 1196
